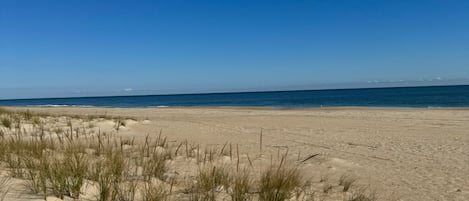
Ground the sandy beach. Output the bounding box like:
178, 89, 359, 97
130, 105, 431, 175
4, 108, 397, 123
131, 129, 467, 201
3, 0, 469, 200
1, 107, 468, 201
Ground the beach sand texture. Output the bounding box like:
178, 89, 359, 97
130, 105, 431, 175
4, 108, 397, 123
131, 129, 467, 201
1, 107, 468, 201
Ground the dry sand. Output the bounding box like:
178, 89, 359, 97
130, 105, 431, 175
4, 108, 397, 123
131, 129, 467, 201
4, 107, 469, 201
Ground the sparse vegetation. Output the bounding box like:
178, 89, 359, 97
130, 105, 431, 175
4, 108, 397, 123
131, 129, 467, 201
258, 159, 301, 201
229, 169, 252, 201
141, 182, 169, 201
0, 108, 377, 201
116, 179, 139, 201
0, 118, 11, 129
189, 165, 231, 201
346, 188, 378, 201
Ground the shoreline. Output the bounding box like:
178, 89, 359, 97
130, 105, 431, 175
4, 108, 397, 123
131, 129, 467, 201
4, 105, 469, 111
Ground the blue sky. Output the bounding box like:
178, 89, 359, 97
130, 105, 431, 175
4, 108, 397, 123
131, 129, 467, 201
1, 0, 469, 99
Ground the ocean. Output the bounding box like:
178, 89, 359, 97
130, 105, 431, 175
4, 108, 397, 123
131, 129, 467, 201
1, 85, 469, 108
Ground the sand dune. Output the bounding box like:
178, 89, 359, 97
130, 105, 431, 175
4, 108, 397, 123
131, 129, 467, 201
2, 107, 468, 201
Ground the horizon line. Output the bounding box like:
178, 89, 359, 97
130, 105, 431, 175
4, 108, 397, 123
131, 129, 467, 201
1, 83, 468, 102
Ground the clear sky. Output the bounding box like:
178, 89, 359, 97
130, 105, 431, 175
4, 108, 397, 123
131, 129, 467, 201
1, 0, 469, 99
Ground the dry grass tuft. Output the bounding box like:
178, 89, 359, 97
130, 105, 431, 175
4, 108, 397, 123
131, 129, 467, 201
47, 157, 71, 199
0, 109, 379, 201
258, 161, 301, 201
346, 187, 378, 201
116, 179, 139, 201
229, 169, 252, 201
63, 147, 89, 199
0, 118, 12, 129
142, 151, 169, 182
339, 173, 357, 192
92, 160, 117, 201
22, 156, 46, 195
141, 182, 169, 201
189, 165, 231, 201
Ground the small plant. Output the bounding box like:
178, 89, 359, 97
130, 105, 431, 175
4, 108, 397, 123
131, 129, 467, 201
47, 158, 70, 199
92, 150, 126, 201
346, 188, 377, 201
258, 162, 301, 201
116, 179, 139, 201
64, 148, 89, 199
0, 118, 11, 129
22, 154, 48, 199
191, 165, 231, 201
23, 156, 43, 194
339, 173, 357, 192
229, 170, 252, 201
5, 153, 24, 178
92, 161, 115, 201
105, 149, 126, 181
142, 151, 168, 181
141, 182, 168, 201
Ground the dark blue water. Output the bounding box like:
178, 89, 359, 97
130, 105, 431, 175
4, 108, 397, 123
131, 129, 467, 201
1, 85, 469, 108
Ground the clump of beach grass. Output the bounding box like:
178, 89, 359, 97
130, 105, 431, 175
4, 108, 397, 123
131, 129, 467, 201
258, 159, 302, 201
228, 169, 252, 201
47, 157, 72, 199
189, 165, 231, 201
141, 182, 169, 201
91, 160, 117, 201
5, 152, 24, 178
141, 150, 169, 182
116, 179, 139, 201
90, 148, 128, 201
63, 147, 89, 199
22, 155, 46, 195
0, 117, 12, 129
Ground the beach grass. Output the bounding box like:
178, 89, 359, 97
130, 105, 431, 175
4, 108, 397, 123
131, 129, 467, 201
0, 108, 376, 201
258, 159, 301, 201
